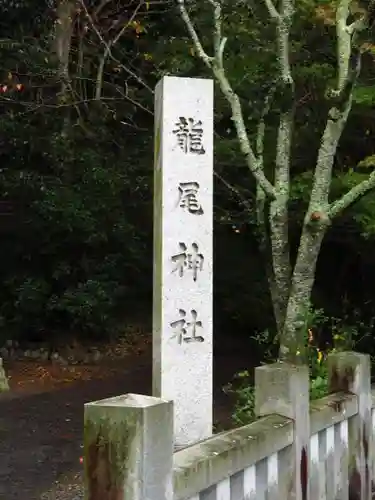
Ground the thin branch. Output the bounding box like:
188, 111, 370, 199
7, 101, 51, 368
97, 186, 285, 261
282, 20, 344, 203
346, 0, 375, 34
113, 85, 153, 114
335, 0, 352, 93
95, 50, 108, 100
207, 0, 226, 66
214, 171, 253, 214
80, 0, 154, 94
328, 0, 373, 214
176, 0, 213, 67
263, 0, 280, 20
328, 171, 375, 219
93, 0, 112, 19
335, 0, 374, 95
309, 0, 362, 209
113, 4, 143, 47
177, 0, 276, 199
347, 18, 364, 35
0, 94, 153, 115
256, 84, 276, 159
94, 1, 143, 99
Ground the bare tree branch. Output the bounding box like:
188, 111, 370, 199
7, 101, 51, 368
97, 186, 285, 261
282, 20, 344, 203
80, 0, 154, 94
93, 0, 143, 99
256, 90, 273, 160
309, 0, 374, 216
309, 0, 363, 212
177, 0, 276, 199
214, 170, 253, 214
207, 0, 227, 66
328, 171, 375, 218
263, 0, 280, 20
335, 0, 352, 94
177, 0, 213, 67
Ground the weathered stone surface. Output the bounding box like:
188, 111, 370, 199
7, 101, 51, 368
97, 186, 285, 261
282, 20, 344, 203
328, 351, 372, 500
152, 76, 214, 447
84, 394, 173, 500
173, 413, 293, 500
255, 362, 310, 500
0, 357, 9, 392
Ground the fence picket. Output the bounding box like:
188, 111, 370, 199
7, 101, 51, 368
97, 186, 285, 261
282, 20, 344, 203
310, 433, 320, 499
266, 453, 279, 500
216, 478, 230, 500
243, 465, 256, 500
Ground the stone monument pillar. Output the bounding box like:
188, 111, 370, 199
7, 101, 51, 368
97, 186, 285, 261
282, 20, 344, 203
153, 76, 214, 447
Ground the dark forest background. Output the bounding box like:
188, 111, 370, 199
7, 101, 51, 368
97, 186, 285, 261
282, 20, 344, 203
2, 0, 375, 360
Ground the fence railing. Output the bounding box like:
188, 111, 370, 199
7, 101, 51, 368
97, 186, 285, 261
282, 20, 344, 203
83, 351, 374, 499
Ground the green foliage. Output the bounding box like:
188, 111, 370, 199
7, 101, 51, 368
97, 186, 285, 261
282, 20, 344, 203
226, 304, 375, 426
290, 171, 314, 203
353, 86, 375, 106
0, 109, 152, 340
0, 0, 162, 342
223, 328, 277, 426
2, 0, 375, 349
225, 370, 256, 427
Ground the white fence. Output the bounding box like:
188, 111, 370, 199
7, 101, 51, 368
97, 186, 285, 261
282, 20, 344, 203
84, 351, 373, 499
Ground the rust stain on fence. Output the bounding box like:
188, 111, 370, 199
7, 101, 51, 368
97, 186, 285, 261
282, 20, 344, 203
329, 363, 354, 394
300, 445, 308, 500
86, 427, 124, 500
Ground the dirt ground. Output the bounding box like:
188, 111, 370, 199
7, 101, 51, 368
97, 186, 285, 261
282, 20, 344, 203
0, 333, 253, 500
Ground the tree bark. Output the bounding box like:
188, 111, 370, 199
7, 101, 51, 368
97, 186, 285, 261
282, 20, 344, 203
279, 98, 352, 363
268, 7, 294, 334
279, 222, 326, 362
55, 0, 76, 133
277, 0, 374, 362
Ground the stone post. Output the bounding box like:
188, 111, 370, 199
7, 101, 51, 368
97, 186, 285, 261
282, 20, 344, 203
255, 362, 310, 500
328, 351, 372, 500
153, 76, 214, 447
0, 358, 9, 391
84, 394, 174, 500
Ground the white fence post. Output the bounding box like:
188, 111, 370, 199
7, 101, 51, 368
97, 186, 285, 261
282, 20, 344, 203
328, 351, 372, 500
84, 393, 174, 500
255, 362, 310, 500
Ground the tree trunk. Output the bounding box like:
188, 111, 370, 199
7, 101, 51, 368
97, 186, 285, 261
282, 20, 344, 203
266, 4, 294, 336
279, 221, 327, 363
178, 0, 375, 362
256, 185, 287, 334
278, 100, 352, 363
55, 0, 76, 134
268, 109, 293, 334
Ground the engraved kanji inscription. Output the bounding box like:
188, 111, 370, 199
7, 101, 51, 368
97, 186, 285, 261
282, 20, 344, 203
173, 117, 205, 155
171, 242, 204, 282
170, 309, 204, 344
178, 181, 203, 215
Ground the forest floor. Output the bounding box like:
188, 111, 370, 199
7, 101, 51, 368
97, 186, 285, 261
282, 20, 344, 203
0, 329, 253, 500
